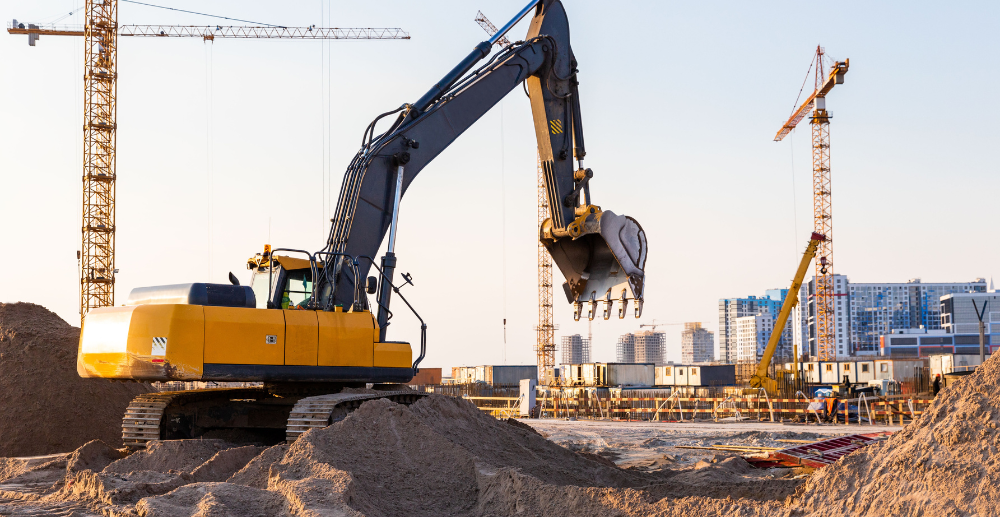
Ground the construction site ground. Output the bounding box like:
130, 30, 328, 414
3, 303, 999, 516
526, 419, 901, 469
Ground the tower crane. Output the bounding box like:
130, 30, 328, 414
774, 46, 848, 361
9, 3, 409, 322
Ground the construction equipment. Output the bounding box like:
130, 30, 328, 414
749, 232, 826, 393
76, 0, 648, 446
774, 47, 849, 361
8, 7, 409, 322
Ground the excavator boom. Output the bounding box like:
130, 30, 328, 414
323, 0, 647, 330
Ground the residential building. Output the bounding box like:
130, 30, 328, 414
560, 334, 591, 365
719, 290, 793, 363
793, 276, 987, 359
680, 322, 714, 363
734, 312, 772, 362
616, 331, 666, 365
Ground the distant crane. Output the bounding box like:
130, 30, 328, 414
639, 320, 684, 331
774, 46, 849, 361
9, 4, 408, 321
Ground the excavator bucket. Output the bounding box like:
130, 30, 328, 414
542, 210, 646, 320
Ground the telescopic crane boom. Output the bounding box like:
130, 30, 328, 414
749, 232, 826, 393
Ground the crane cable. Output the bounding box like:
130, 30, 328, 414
121, 0, 286, 28
501, 99, 507, 364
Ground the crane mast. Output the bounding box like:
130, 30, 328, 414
775, 46, 848, 361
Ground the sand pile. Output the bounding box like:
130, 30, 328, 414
795, 352, 1000, 516
0, 395, 796, 516
0, 303, 154, 456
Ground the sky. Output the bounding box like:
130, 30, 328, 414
1, 0, 998, 373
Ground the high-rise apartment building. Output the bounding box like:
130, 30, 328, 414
560, 334, 591, 365
734, 312, 773, 363
719, 290, 791, 363
616, 331, 666, 365
680, 322, 714, 363
793, 276, 987, 358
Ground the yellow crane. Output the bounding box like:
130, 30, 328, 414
774, 46, 848, 361
749, 232, 826, 393
9, 4, 408, 321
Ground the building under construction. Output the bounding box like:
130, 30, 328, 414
617, 331, 666, 365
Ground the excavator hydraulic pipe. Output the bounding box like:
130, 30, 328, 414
750, 232, 826, 389
412, 41, 492, 113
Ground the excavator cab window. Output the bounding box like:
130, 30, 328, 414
249, 269, 275, 309
282, 269, 314, 309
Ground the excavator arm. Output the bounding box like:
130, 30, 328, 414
322, 0, 647, 336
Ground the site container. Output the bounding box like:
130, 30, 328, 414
802, 362, 820, 383
874, 358, 926, 383
853, 361, 875, 382
485, 365, 537, 386
929, 353, 986, 378
605, 363, 655, 387
410, 368, 441, 385
655, 365, 675, 386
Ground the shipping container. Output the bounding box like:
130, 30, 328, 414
695, 365, 736, 386
929, 354, 986, 378
673, 365, 689, 386
561, 364, 585, 386
485, 365, 538, 386
802, 362, 820, 383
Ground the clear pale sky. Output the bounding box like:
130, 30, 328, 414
2, 1, 997, 372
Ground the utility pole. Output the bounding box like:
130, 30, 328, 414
973, 299, 989, 364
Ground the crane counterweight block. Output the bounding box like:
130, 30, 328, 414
542, 209, 646, 316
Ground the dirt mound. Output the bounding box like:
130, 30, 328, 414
407, 395, 645, 488
190, 446, 267, 483
226, 444, 287, 489
104, 440, 236, 475
136, 482, 288, 517
67, 439, 124, 473
796, 352, 1000, 516
0, 303, 154, 456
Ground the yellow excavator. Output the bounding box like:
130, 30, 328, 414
76, 0, 649, 447
749, 232, 826, 393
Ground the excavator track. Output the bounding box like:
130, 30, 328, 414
123, 388, 427, 448
286, 391, 428, 443
122, 388, 273, 448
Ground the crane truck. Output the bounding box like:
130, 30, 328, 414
75, 0, 649, 447
749, 232, 826, 394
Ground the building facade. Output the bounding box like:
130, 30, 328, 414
680, 322, 715, 363
793, 276, 987, 359
719, 291, 792, 363
616, 331, 666, 365
560, 334, 591, 365
734, 312, 773, 363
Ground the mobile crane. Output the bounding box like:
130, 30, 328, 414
76, 0, 648, 447
749, 232, 826, 393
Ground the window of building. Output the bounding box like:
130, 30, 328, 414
880, 363, 888, 372
825, 364, 833, 371
843, 364, 850, 371
664, 367, 671, 375
691, 368, 698, 375
862, 364, 870, 373
808, 364, 814, 371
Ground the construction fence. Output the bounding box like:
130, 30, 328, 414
430, 384, 935, 426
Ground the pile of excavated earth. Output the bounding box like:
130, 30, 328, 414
0, 303, 153, 457
0, 301, 998, 516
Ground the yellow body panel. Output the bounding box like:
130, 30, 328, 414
284, 310, 318, 366
317, 310, 374, 367
78, 304, 408, 381
204, 307, 285, 365
374, 342, 413, 368
78, 304, 204, 380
